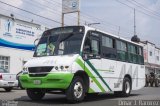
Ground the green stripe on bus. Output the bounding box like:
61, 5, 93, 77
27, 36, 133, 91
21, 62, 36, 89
86, 60, 112, 91
76, 58, 106, 92
89, 88, 95, 93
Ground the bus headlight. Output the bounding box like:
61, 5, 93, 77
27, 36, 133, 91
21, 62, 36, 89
60, 66, 64, 70
52, 66, 70, 72
63, 66, 70, 71
55, 66, 59, 70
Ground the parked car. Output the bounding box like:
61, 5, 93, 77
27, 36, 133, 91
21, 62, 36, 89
16, 71, 24, 89
0, 67, 18, 92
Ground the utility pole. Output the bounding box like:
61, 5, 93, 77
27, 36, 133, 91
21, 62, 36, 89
118, 26, 120, 37
61, 11, 80, 27
134, 8, 136, 36
78, 11, 80, 26
62, 13, 64, 27
131, 8, 140, 43
62, 0, 80, 27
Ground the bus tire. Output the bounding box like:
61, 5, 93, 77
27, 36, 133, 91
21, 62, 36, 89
66, 76, 85, 103
27, 89, 45, 101
114, 77, 131, 97
121, 77, 131, 97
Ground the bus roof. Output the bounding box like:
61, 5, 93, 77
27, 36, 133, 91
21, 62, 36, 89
84, 25, 143, 47
46, 25, 143, 47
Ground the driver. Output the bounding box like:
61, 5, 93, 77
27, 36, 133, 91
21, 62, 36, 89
47, 42, 55, 55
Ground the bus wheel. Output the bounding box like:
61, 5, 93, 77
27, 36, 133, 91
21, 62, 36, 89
66, 76, 85, 103
122, 77, 131, 97
27, 89, 45, 101
114, 77, 131, 97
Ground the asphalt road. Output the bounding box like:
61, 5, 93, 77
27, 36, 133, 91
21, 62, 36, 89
0, 87, 160, 106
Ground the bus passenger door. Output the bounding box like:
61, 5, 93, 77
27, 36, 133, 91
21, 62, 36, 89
83, 31, 102, 78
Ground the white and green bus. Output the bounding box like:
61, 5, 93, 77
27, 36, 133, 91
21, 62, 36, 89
20, 26, 145, 103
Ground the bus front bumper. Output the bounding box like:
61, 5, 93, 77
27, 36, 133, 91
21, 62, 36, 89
19, 73, 74, 89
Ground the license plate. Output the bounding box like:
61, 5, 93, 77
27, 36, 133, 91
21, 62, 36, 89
8, 82, 14, 84
33, 80, 41, 85
8, 82, 14, 86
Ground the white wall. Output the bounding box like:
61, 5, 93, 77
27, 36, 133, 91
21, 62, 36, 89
140, 41, 160, 74
0, 46, 33, 74
141, 43, 148, 63
145, 68, 154, 74
0, 14, 47, 74
155, 48, 160, 65
147, 43, 156, 64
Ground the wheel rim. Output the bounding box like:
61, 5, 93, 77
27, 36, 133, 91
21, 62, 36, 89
74, 82, 83, 99
125, 81, 130, 94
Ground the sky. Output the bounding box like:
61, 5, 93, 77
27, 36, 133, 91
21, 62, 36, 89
0, 0, 160, 46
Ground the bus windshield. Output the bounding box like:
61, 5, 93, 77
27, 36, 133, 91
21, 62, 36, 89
34, 26, 84, 57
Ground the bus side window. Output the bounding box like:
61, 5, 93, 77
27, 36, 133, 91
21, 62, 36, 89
83, 37, 91, 53
91, 39, 100, 55
83, 32, 100, 57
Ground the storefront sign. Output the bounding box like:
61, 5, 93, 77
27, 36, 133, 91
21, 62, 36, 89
0, 18, 42, 50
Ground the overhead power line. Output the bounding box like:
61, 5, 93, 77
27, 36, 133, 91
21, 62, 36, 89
23, 0, 78, 24
0, 0, 66, 25
43, 0, 136, 35
45, 0, 134, 37
115, 0, 160, 21
0, 0, 154, 39
39, 0, 90, 24
132, 0, 160, 16
0, 6, 53, 28
127, 0, 160, 18
24, 0, 93, 26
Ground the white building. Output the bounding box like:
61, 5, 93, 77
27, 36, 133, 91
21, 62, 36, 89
141, 41, 160, 75
0, 14, 46, 74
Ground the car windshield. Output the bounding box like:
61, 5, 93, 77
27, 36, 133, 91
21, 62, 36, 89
34, 26, 84, 57
0, 68, 8, 73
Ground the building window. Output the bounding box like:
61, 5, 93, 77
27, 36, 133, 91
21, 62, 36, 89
157, 56, 159, 61
150, 51, 152, 56
0, 56, 10, 71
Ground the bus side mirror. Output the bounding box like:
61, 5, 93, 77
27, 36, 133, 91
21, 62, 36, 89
83, 46, 90, 60
34, 39, 40, 46
83, 53, 89, 60
84, 45, 90, 53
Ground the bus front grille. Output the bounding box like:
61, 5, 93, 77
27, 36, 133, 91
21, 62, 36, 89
28, 67, 53, 73
29, 73, 47, 77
